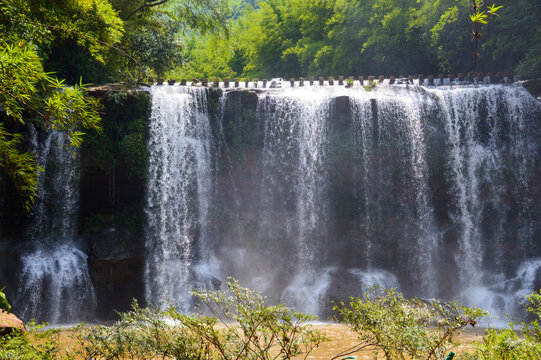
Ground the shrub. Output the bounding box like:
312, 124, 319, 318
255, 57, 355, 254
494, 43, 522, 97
0, 322, 62, 360
169, 278, 329, 360
76, 300, 208, 360
461, 289, 541, 360
333, 286, 486, 360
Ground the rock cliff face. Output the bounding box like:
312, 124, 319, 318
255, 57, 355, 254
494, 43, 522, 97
79, 87, 150, 317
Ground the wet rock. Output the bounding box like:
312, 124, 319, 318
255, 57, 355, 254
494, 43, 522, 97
523, 79, 541, 99
87, 227, 144, 319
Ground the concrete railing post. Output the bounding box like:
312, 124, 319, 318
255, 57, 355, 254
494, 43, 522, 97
290, 78, 295, 87
263, 79, 268, 88
338, 76, 344, 85
234, 79, 239, 88
319, 76, 324, 85
224, 78, 230, 88
378, 75, 385, 84
309, 77, 314, 86
299, 77, 305, 87
213, 78, 220, 87
438, 74, 444, 85
389, 76, 395, 84
328, 76, 334, 85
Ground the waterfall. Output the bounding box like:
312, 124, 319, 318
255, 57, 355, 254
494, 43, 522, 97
144, 85, 217, 310
16, 129, 96, 324
143, 83, 540, 320
256, 88, 332, 315
431, 85, 540, 314
350, 88, 440, 297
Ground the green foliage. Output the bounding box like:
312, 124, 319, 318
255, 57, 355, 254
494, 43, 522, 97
84, 90, 148, 181
460, 289, 541, 359
0, 125, 41, 212
0, 41, 101, 210
0, 286, 11, 313
76, 300, 208, 360
333, 286, 487, 360
461, 326, 541, 360
522, 290, 541, 343
169, 278, 329, 360
0, 0, 125, 64
0, 322, 63, 360
172, 0, 538, 79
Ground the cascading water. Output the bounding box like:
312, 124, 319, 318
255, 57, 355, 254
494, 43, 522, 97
432, 85, 541, 320
145, 85, 218, 310
257, 89, 332, 315
16, 129, 96, 324
144, 83, 540, 321
350, 89, 440, 297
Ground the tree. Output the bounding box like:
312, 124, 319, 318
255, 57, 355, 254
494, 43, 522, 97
0, 41, 102, 211
0, 0, 230, 211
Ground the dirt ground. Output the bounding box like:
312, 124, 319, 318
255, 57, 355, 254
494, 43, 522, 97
44, 323, 485, 359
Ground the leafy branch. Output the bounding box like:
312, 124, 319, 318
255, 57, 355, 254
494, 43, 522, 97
471, 1, 503, 73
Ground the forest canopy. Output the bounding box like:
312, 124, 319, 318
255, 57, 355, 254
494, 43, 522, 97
174, 0, 540, 80
0, 0, 539, 210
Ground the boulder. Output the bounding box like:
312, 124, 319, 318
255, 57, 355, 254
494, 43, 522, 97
0, 310, 25, 336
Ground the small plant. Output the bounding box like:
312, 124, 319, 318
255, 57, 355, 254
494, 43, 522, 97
169, 278, 329, 360
363, 81, 377, 92
333, 286, 486, 360
345, 78, 354, 88
0, 321, 62, 360
470, 1, 503, 73
0, 286, 10, 313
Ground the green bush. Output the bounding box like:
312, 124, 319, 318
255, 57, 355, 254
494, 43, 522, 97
76, 300, 207, 360
333, 286, 486, 360
460, 326, 541, 360
0, 323, 63, 360
169, 278, 329, 360
461, 290, 541, 360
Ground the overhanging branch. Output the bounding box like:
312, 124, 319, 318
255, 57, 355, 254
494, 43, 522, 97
124, 0, 170, 21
